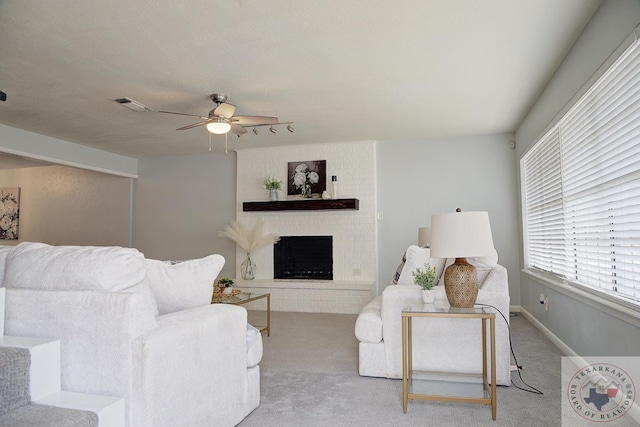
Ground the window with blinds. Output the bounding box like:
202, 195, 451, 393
522, 35, 640, 307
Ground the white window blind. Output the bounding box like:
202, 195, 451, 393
522, 36, 640, 306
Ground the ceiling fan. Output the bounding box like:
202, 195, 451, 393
157, 93, 290, 136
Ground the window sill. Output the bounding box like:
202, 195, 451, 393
522, 269, 640, 328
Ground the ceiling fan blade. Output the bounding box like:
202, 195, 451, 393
213, 102, 236, 118
176, 119, 211, 131
231, 115, 278, 125
158, 110, 208, 120
229, 123, 248, 135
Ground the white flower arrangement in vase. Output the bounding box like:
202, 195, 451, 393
263, 176, 283, 201
219, 220, 280, 280
292, 163, 319, 198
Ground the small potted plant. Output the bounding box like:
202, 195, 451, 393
263, 176, 283, 201
412, 263, 437, 303
217, 278, 236, 294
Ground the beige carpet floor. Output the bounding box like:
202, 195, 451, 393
239, 310, 565, 427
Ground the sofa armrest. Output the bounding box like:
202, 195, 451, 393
132, 304, 254, 427
355, 296, 383, 343
480, 264, 508, 293
4, 288, 158, 397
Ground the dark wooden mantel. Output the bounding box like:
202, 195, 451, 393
243, 198, 359, 212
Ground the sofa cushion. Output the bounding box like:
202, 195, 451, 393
355, 296, 383, 343
3, 242, 146, 291
397, 245, 446, 286
145, 254, 224, 315
0, 245, 14, 286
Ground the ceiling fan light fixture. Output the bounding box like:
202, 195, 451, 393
269, 126, 277, 134
287, 124, 294, 133
253, 127, 258, 135
206, 121, 231, 134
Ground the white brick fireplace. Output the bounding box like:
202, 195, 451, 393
234, 141, 377, 314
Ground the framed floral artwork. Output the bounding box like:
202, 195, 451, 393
0, 187, 20, 240
287, 160, 326, 197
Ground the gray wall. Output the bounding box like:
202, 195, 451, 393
376, 134, 520, 302
515, 0, 640, 356
0, 165, 132, 247
133, 152, 238, 278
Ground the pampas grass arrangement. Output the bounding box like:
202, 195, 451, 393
219, 220, 280, 253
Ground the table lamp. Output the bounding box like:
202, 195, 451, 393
430, 209, 495, 308
418, 227, 431, 248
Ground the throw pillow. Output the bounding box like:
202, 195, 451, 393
145, 254, 225, 315
391, 252, 407, 285
3, 242, 146, 291
396, 245, 446, 286
468, 248, 498, 286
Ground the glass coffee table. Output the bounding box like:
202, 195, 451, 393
212, 291, 271, 336
402, 304, 496, 420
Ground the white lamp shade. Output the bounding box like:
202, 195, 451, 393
206, 121, 231, 134
418, 227, 431, 247
429, 211, 494, 258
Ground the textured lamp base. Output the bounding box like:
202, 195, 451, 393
443, 258, 478, 308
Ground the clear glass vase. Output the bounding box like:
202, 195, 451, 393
301, 183, 312, 198
269, 189, 279, 201
241, 253, 255, 280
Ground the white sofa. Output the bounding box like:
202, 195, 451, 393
0, 242, 261, 427
355, 245, 511, 386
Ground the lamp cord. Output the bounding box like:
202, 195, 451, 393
474, 303, 544, 395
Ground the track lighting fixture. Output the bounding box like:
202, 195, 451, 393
253, 127, 258, 135
286, 124, 294, 133
269, 126, 277, 134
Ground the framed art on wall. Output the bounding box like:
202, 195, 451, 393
0, 187, 20, 240
287, 160, 327, 197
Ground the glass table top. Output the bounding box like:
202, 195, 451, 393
402, 302, 493, 315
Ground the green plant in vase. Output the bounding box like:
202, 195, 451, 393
412, 263, 437, 303
263, 176, 283, 201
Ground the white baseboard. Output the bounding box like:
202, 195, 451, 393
519, 307, 578, 357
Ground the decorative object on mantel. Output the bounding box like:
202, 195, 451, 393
288, 160, 326, 197
219, 220, 280, 280
0, 187, 20, 240
430, 209, 495, 308
412, 263, 437, 303
263, 176, 283, 201
217, 277, 236, 294
322, 191, 331, 200
332, 175, 339, 199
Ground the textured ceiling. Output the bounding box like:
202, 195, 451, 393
0, 0, 601, 159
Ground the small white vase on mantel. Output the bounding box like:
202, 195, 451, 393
421, 289, 435, 304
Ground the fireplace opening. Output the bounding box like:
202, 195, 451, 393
274, 236, 333, 280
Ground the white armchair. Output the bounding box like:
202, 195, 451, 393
355, 245, 511, 386
1, 242, 261, 427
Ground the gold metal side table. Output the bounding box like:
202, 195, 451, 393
212, 292, 271, 336
401, 304, 496, 420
